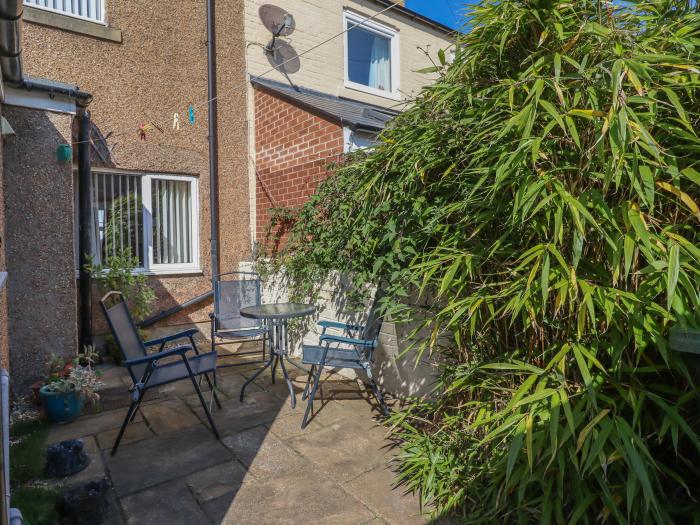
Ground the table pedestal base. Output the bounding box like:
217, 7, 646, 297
239, 319, 307, 408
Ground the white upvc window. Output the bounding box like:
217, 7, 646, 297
343, 127, 378, 153
24, 0, 106, 25
343, 10, 400, 100
89, 170, 200, 274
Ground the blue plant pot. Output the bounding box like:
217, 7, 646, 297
39, 385, 85, 423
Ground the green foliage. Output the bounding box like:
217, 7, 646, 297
11, 487, 60, 525
271, 0, 700, 522
10, 419, 49, 487
86, 248, 155, 320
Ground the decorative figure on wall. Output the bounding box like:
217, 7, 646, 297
188, 105, 195, 125
138, 121, 164, 141
173, 112, 181, 131
138, 122, 153, 141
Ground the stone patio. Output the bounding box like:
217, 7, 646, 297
45, 356, 437, 525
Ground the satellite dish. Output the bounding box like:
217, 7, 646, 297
259, 4, 296, 38
266, 41, 301, 75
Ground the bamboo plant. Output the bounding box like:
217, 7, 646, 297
269, 0, 700, 522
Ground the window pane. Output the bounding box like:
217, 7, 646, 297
347, 25, 391, 91
92, 172, 144, 266
152, 179, 192, 265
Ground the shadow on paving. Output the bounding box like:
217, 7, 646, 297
45, 349, 443, 525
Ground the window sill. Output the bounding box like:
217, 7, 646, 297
24, 6, 122, 43
138, 268, 203, 277
76, 268, 203, 279
344, 81, 401, 101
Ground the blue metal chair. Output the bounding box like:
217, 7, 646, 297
210, 271, 268, 368
300, 290, 390, 428
100, 291, 221, 455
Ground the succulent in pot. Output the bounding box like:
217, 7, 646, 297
40, 347, 104, 423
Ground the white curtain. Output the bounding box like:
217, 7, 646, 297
368, 36, 391, 91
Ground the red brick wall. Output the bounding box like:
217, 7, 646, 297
254, 88, 344, 245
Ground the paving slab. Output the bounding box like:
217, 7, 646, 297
299, 399, 364, 429
185, 460, 248, 504
139, 398, 202, 435
205, 472, 374, 525
344, 466, 430, 525
265, 409, 325, 440
287, 421, 393, 482
106, 425, 231, 496
120, 479, 211, 525
211, 370, 263, 399
95, 421, 154, 450
47, 407, 143, 444
189, 390, 287, 435
222, 425, 317, 479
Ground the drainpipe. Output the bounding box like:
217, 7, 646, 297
77, 110, 92, 350
206, 0, 220, 279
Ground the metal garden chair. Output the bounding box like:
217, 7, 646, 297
210, 271, 268, 368
100, 291, 221, 455
300, 290, 390, 429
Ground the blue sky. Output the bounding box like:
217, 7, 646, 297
405, 0, 467, 30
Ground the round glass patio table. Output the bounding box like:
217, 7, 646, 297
238, 303, 315, 409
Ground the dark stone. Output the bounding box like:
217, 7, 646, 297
45, 439, 90, 478
56, 479, 110, 525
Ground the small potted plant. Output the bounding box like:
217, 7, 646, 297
39, 346, 104, 423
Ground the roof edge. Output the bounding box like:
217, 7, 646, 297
251, 76, 398, 132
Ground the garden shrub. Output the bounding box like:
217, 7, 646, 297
270, 0, 700, 522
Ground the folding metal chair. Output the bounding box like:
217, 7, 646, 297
210, 271, 268, 368
100, 291, 221, 455
300, 290, 390, 428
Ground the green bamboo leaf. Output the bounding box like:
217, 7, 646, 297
576, 409, 610, 452
667, 243, 680, 307
526, 412, 534, 470
506, 419, 526, 484
624, 234, 635, 278
541, 250, 551, 306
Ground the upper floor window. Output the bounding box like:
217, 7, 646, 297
24, 0, 105, 24
344, 11, 399, 99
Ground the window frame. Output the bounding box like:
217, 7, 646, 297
343, 10, 401, 100
343, 127, 378, 153
87, 169, 201, 276
24, 0, 107, 25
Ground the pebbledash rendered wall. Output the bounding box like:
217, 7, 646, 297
2, 0, 251, 392
2, 107, 78, 391
0, 100, 8, 372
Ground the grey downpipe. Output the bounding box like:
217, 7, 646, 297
206, 0, 220, 280
78, 110, 93, 349
1, 370, 22, 525
0, 0, 23, 85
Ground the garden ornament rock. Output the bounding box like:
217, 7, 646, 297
45, 439, 89, 477
56, 479, 110, 525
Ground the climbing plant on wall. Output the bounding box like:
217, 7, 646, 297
268, 0, 700, 521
